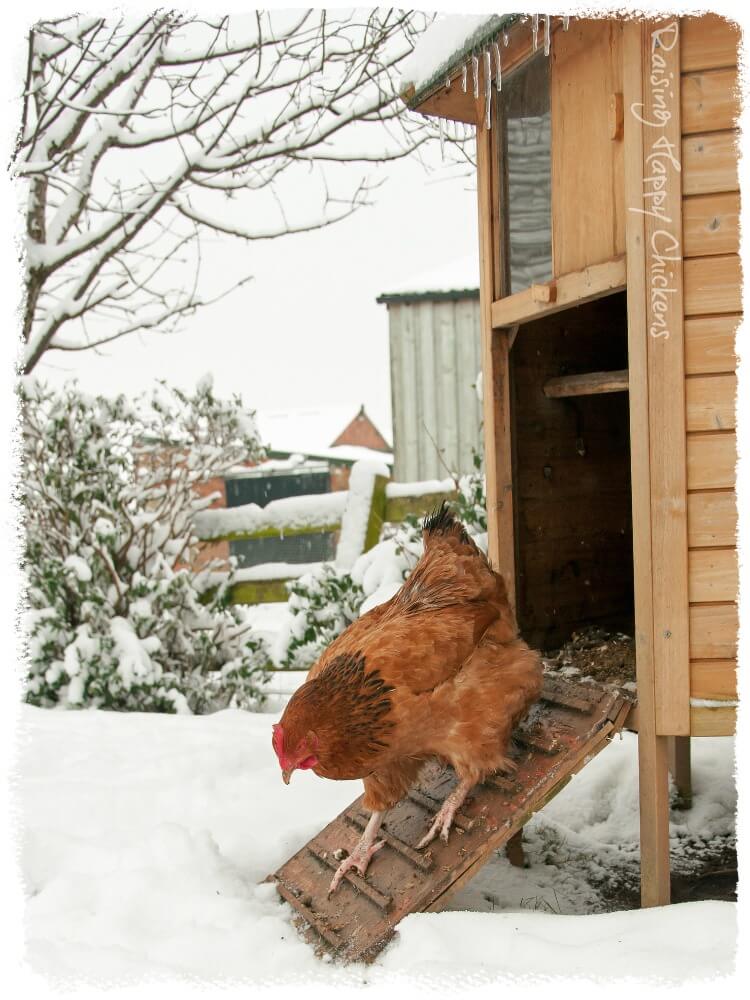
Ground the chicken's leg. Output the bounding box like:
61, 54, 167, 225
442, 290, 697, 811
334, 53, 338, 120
327, 810, 385, 896
417, 777, 474, 849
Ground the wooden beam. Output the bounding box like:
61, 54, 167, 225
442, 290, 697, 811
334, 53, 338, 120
623, 17, 671, 909
490, 256, 626, 328
637, 17, 691, 737
477, 112, 516, 610
543, 369, 629, 398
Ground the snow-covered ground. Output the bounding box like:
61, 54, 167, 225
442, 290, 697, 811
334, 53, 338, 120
17, 703, 737, 985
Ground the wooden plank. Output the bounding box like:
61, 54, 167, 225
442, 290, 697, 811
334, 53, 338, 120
384, 490, 458, 524
690, 705, 736, 737
681, 68, 739, 135
683, 254, 742, 316
477, 120, 516, 608
690, 658, 737, 700
685, 373, 736, 431
687, 432, 736, 489
689, 602, 737, 659
682, 131, 738, 195
681, 14, 739, 73
685, 314, 739, 374
683, 192, 740, 257
624, 17, 671, 907
635, 17, 690, 737
543, 369, 628, 398
551, 19, 624, 276
491, 256, 627, 328
687, 490, 737, 547
224, 578, 294, 604
408, 80, 477, 124
688, 548, 738, 603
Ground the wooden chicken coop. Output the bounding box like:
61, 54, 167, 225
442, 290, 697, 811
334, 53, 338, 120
401, 13, 740, 907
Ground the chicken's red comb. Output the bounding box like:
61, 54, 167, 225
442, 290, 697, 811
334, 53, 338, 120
271, 723, 284, 758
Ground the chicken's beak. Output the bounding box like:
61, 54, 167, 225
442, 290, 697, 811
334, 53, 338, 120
282, 767, 292, 785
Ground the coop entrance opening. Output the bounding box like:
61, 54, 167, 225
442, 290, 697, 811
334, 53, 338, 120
509, 290, 634, 655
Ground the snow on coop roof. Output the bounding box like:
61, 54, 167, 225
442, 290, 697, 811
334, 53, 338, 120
400, 13, 518, 106
376, 253, 479, 304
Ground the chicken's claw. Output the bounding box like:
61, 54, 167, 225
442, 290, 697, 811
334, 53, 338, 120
327, 839, 385, 896
416, 799, 459, 849
417, 776, 475, 850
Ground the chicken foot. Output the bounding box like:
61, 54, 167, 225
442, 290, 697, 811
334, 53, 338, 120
327, 810, 385, 896
416, 777, 475, 849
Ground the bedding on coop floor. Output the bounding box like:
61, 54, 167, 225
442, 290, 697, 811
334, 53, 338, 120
17, 702, 736, 984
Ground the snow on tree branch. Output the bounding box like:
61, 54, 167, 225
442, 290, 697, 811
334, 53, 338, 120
13, 10, 452, 372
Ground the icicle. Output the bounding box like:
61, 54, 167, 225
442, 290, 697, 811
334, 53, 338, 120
563, 15, 570, 31
461, 61, 467, 93
503, 29, 509, 46
493, 40, 502, 91
472, 53, 479, 99
445, 76, 451, 90
484, 49, 492, 129
532, 13, 539, 51
439, 116, 445, 160
544, 14, 551, 56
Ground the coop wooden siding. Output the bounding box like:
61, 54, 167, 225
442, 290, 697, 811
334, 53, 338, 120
681, 15, 739, 729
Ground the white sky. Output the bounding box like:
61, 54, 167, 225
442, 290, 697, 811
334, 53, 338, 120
34, 148, 478, 441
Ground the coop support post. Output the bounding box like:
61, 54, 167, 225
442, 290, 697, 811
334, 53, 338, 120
668, 736, 692, 807
477, 101, 515, 610
506, 828, 525, 868
624, 18, 673, 907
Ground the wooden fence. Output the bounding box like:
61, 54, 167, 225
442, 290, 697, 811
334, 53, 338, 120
194, 462, 456, 604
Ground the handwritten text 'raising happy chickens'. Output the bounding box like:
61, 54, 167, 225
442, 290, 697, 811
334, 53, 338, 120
629, 21, 681, 341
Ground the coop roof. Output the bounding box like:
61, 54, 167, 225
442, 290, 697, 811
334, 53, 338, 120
400, 13, 519, 109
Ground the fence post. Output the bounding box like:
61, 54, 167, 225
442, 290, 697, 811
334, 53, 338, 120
335, 461, 390, 571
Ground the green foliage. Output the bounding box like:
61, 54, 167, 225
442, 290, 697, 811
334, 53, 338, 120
21, 377, 270, 713
280, 565, 365, 670
451, 448, 487, 533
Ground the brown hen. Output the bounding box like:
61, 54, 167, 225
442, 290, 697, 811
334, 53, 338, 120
272, 503, 543, 893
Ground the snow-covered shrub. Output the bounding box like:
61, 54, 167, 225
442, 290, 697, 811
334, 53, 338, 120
21, 377, 271, 713
452, 448, 487, 534
280, 565, 364, 670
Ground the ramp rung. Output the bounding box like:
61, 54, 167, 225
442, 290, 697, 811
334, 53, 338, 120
407, 788, 474, 832
306, 844, 392, 911
275, 881, 344, 952
345, 810, 433, 871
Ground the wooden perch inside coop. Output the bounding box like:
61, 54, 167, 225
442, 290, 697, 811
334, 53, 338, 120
543, 369, 629, 399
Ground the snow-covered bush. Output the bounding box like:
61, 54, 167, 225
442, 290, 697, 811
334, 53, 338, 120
21, 377, 271, 713
453, 448, 487, 534
280, 565, 365, 670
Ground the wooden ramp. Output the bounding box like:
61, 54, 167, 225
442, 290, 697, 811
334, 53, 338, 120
266, 677, 633, 964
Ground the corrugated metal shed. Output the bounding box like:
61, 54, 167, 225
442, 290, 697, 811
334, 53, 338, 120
378, 259, 482, 481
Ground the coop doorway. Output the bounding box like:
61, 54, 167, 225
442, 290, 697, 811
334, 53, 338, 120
508, 290, 634, 656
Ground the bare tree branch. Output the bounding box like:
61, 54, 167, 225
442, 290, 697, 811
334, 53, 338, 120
14, 9, 471, 373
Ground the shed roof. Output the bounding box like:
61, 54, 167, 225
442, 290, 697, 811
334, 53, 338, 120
376, 254, 479, 305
